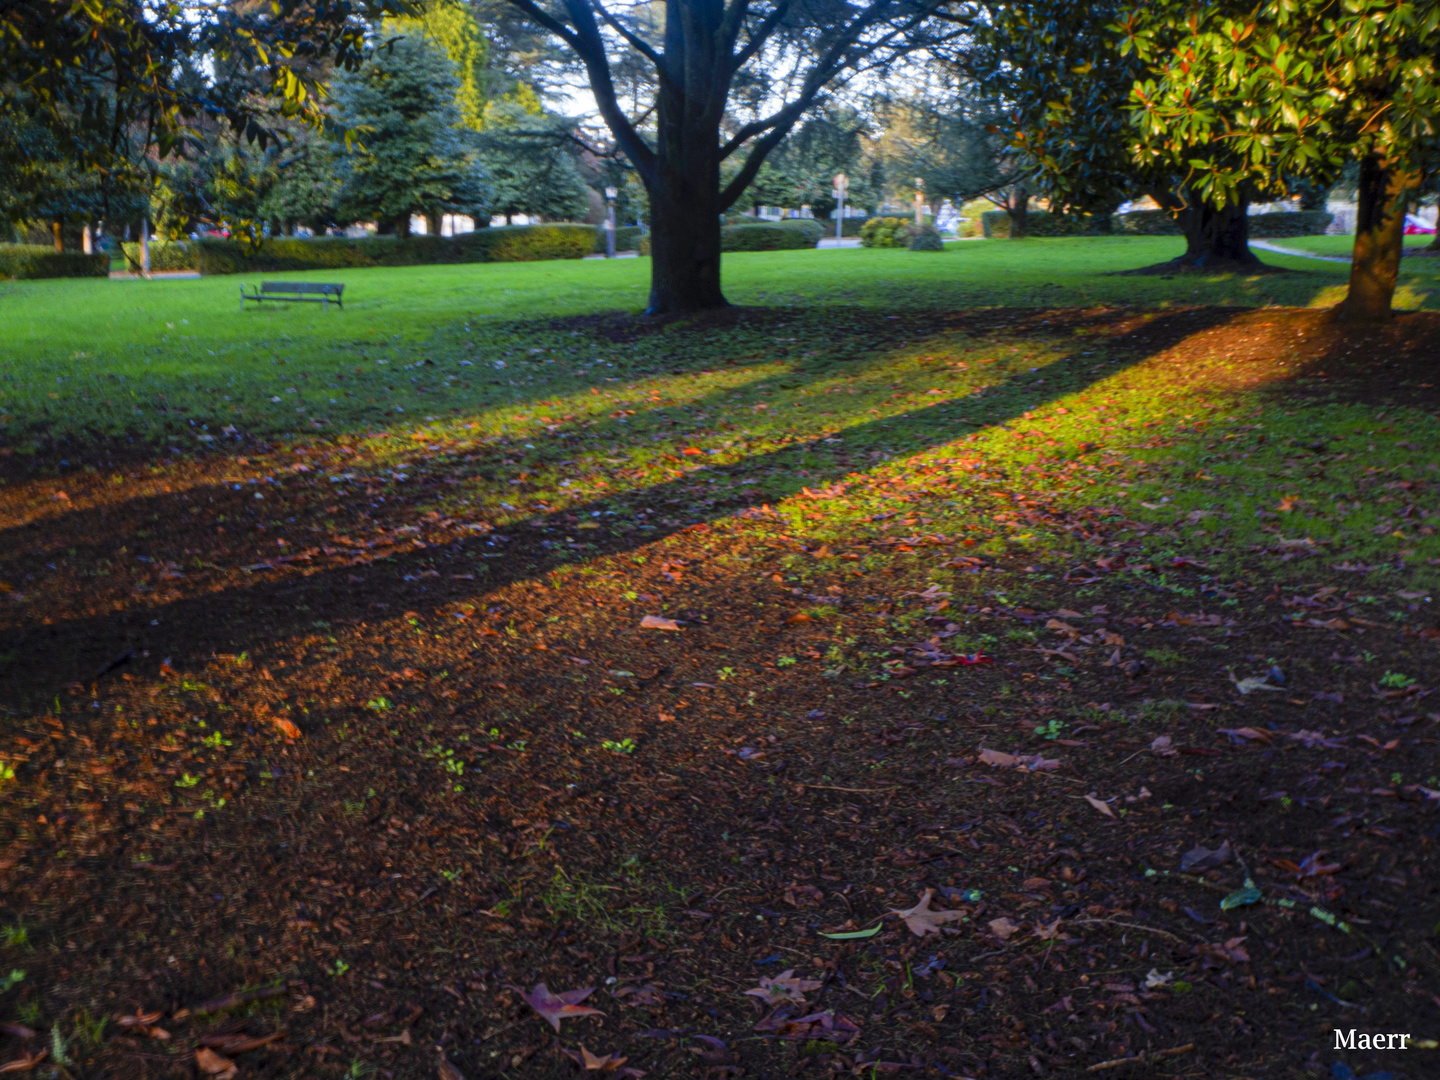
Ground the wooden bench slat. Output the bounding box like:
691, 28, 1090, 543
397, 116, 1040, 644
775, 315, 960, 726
240, 281, 344, 311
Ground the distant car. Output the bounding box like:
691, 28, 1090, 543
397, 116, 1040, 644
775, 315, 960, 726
1404, 213, 1436, 235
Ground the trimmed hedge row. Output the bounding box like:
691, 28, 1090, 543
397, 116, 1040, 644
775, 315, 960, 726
722, 222, 820, 251
591, 225, 642, 253
0, 245, 110, 280
980, 210, 1106, 238
118, 224, 599, 276
1108, 209, 1334, 238
119, 241, 199, 271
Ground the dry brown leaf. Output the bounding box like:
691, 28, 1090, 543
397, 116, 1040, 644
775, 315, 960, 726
987, 917, 1020, 940
195, 1047, 238, 1079
639, 615, 682, 631
0, 1051, 46, 1074
1084, 794, 1116, 818
743, 970, 823, 1006
437, 1050, 468, 1080
889, 889, 964, 937
1033, 918, 1065, 941
271, 716, 301, 740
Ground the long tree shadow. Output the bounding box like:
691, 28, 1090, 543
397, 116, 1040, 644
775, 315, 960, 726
0, 305, 1247, 706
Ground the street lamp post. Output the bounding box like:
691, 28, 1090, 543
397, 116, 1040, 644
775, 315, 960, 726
604, 187, 618, 259
833, 173, 848, 243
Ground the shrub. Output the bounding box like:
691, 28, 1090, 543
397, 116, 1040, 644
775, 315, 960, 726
119, 241, 199, 272
0, 245, 110, 280
980, 209, 1105, 238
720, 223, 816, 251
591, 224, 642, 253
186, 225, 596, 275
860, 216, 908, 247
907, 225, 945, 251
814, 216, 868, 238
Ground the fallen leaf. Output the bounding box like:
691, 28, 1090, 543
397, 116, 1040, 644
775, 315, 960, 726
438, 1049, 468, 1080
639, 615, 682, 631
744, 970, 822, 1006
560, 1045, 643, 1074
1150, 735, 1177, 756
195, 1047, 237, 1079
518, 984, 604, 1032
977, 747, 1061, 771
889, 889, 964, 937
0, 1051, 46, 1074
987, 917, 1020, 941
199, 1031, 284, 1054
1084, 794, 1116, 818
1143, 969, 1173, 989
1180, 842, 1232, 872
1218, 726, 1273, 744
818, 924, 882, 940
271, 716, 302, 740
1033, 918, 1064, 940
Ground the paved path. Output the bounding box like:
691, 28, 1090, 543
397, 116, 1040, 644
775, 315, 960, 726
1251, 240, 1349, 263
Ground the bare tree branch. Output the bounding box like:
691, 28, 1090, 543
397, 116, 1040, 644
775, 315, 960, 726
589, 0, 665, 70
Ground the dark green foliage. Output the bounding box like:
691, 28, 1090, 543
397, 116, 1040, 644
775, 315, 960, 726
332, 33, 490, 235
189, 225, 595, 274
1110, 210, 1332, 238
719, 223, 819, 252
591, 225, 642, 254
1248, 212, 1334, 238
118, 241, 201, 271
908, 225, 945, 251
0, 245, 109, 279
1108, 210, 1184, 236
980, 210, 1105, 239
480, 100, 592, 224
747, 108, 876, 217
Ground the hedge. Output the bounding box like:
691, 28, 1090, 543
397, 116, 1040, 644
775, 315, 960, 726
119, 241, 199, 271
0, 245, 110, 280
1109, 210, 1182, 236
591, 224, 642, 254
1248, 211, 1334, 237
1110, 209, 1333, 238
720, 223, 818, 251
980, 209, 1107, 238
177, 224, 597, 275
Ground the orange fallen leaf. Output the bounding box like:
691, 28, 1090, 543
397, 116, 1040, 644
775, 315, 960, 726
195, 1047, 237, 1079
1083, 794, 1116, 818
271, 716, 302, 740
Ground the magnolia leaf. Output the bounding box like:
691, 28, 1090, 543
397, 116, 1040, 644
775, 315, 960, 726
818, 924, 882, 940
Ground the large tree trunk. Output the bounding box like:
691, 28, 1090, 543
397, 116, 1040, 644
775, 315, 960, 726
645, 150, 725, 314
1172, 190, 1259, 270
1340, 154, 1418, 323
1007, 187, 1029, 239
642, 39, 727, 315
51, 219, 63, 253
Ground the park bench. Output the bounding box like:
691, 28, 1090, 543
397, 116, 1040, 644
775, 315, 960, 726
240, 281, 344, 311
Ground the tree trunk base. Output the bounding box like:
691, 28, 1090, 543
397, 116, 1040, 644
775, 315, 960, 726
1117, 251, 1278, 276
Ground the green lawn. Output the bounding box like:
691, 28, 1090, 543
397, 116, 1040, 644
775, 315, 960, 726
3, 238, 1439, 588
0, 235, 1412, 448
1269, 233, 1439, 259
